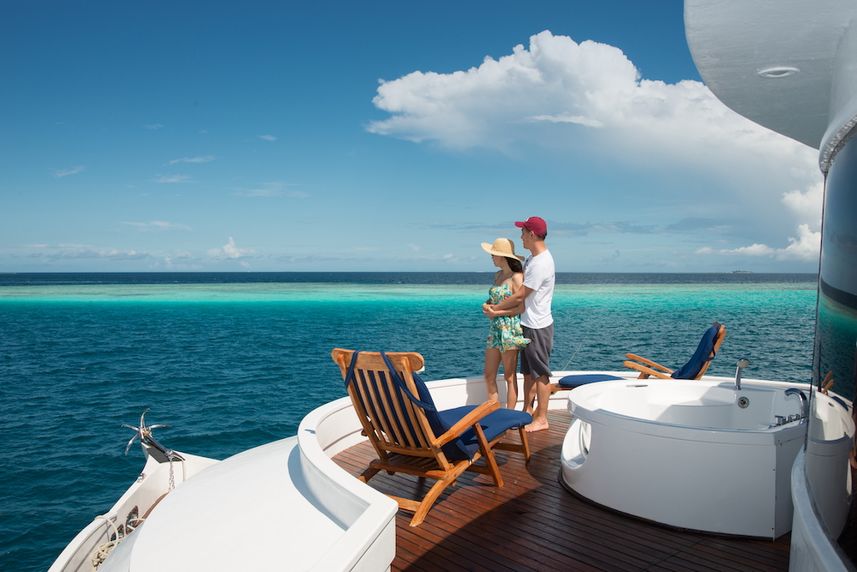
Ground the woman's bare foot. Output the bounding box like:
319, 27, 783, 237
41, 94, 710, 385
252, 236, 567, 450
525, 419, 549, 432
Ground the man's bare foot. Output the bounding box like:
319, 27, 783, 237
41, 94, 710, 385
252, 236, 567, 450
525, 419, 549, 433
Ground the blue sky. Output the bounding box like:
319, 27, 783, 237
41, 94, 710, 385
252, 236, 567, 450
1, 1, 822, 272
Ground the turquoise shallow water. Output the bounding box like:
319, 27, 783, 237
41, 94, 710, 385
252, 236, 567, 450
0, 274, 817, 571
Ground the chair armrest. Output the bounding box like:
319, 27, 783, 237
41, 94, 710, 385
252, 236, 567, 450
821, 371, 834, 394
624, 353, 673, 373
434, 400, 500, 447
623, 361, 674, 380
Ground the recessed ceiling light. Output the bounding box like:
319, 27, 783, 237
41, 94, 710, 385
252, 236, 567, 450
757, 66, 800, 78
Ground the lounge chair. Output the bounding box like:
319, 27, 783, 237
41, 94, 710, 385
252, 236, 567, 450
623, 321, 727, 380
331, 348, 532, 527
550, 322, 727, 392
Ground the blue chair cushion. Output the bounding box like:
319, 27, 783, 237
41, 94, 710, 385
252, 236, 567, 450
671, 322, 721, 379
408, 372, 445, 434
558, 374, 623, 388
437, 406, 532, 460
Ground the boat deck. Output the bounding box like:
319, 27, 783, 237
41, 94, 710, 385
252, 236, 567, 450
333, 410, 790, 571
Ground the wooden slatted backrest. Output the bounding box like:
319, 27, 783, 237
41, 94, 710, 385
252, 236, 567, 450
331, 349, 439, 459
694, 323, 727, 379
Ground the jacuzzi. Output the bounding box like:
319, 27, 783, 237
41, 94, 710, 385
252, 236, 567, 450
560, 378, 810, 538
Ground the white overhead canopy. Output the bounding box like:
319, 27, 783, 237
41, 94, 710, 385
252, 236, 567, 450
684, 0, 857, 150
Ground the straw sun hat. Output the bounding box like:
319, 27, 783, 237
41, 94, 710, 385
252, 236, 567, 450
481, 237, 525, 261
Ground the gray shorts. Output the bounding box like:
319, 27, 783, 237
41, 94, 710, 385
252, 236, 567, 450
520, 324, 553, 378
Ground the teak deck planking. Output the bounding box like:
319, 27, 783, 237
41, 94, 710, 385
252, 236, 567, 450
333, 410, 790, 571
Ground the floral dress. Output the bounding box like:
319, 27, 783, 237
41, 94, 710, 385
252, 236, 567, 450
486, 282, 529, 351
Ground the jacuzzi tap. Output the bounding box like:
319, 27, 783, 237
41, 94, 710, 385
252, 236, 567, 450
785, 388, 808, 420
734, 358, 750, 390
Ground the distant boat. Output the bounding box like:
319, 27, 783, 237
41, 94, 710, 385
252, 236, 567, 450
731, 270, 753, 274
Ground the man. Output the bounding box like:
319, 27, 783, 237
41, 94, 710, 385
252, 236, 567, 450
483, 216, 555, 432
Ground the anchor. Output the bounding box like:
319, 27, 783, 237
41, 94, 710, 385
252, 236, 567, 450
123, 410, 185, 463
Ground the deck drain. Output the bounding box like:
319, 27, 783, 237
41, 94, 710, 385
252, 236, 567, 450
737, 396, 750, 409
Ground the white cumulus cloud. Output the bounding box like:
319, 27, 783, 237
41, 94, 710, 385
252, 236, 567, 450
696, 224, 820, 261
782, 181, 823, 225
208, 237, 253, 260
369, 30, 818, 174
369, 29, 823, 264
727, 244, 776, 256
369, 32, 644, 149
777, 224, 822, 261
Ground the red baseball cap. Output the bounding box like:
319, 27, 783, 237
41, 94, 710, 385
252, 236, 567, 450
515, 216, 547, 236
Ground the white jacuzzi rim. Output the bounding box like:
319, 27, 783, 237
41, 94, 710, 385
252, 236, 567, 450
568, 377, 811, 445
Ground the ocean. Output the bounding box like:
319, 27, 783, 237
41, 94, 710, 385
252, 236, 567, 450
0, 272, 818, 571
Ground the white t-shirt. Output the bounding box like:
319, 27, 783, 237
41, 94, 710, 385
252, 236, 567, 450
521, 250, 555, 329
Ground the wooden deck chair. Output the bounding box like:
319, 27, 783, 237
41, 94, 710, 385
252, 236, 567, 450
331, 348, 532, 527
623, 322, 727, 380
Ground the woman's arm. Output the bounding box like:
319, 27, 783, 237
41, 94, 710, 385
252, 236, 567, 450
488, 302, 525, 317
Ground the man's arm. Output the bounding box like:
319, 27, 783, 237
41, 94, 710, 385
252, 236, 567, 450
488, 284, 531, 312
486, 302, 525, 317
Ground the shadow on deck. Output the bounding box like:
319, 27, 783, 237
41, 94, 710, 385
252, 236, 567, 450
333, 411, 790, 571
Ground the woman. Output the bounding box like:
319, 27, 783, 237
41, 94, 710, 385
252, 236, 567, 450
481, 237, 529, 409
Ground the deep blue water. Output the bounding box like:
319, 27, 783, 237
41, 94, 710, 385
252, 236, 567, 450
0, 273, 818, 571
